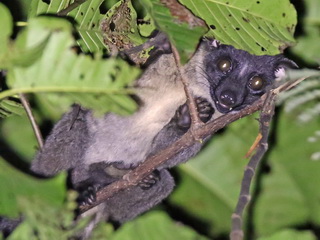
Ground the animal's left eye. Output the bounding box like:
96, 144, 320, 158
217, 59, 231, 72
248, 76, 265, 91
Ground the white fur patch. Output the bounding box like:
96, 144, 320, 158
211, 39, 220, 48
275, 67, 286, 81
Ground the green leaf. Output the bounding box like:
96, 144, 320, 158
29, 0, 107, 53
0, 157, 66, 218
179, 0, 297, 55
277, 69, 320, 124
290, 0, 320, 65
254, 111, 320, 236
0, 156, 81, 239
169, 115, 259, 235
1, 115, 38, 162
110, 211, 209, 240
68, 0, 107, 53
0, 98, 24, 118
257, 229, 317, 240
29, 0, 70, 17
0, 3, 13, 68
0, 3, 12, 46
1, 16, 139, 115
140, 0, 207, 62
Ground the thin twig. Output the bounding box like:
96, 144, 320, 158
170, 44, 201, 127
57, 0, 87, 16
79, 76, 307, 214
244, 133, 262, 159
19, 93, 44, 149
230, 91, 277, 240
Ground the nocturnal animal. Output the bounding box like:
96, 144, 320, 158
30, 38, 296, 238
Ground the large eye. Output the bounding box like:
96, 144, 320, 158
217, 59, 231, 72
248, 76, 265, 91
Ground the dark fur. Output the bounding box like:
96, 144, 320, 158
28, 39, 296, 239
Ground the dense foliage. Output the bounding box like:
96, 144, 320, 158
0, 0, 319, 239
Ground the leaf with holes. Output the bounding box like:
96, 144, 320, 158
179, 0, 297, 55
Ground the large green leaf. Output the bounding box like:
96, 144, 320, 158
1, 16, 139, 115
179, 0, 297, 55
0, 157, 66, 218
254, 110, 320, 236
110, 211, 209, 240
0, 157, 82, 240
169, 115, 259, 235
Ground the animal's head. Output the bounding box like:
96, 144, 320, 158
202, 41, 297, 113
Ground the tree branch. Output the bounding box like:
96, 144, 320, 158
170, 44, 201, 127
228, 76, 308, 240
79, 76, 305, 214
229, 91, 277, 240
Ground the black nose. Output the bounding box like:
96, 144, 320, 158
219, 90, 237, 108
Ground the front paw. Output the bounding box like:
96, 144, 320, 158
196, 97, 214, 123
175, 97, 214, 129
139, 170, 161, 190
77, 184, 101, 206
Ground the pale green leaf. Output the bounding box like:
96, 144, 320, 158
0, 3, 12, 48
1, 17, 139, 115
0, 3, 13, 68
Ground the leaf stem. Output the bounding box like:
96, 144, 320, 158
0, 87, 135, 100
19, 93, 44, 149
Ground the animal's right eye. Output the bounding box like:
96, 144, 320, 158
217, 59, 231, 72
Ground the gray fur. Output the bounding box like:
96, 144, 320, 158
30, 39, 296, 239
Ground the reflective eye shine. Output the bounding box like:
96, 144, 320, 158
248, 76, 265, 91
217, 59, 231, 72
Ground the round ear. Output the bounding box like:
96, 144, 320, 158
277, 57, 298, 69
211, 39, 220, 48
274, 57, 298, 81
203, 38, 220, 49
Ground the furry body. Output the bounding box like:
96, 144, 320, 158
30, 40, 296, 237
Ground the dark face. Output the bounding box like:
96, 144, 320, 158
203, 43, 296, 113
